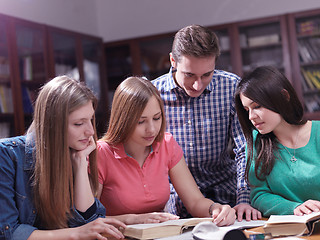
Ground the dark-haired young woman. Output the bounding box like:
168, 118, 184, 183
235, 66, 320, 217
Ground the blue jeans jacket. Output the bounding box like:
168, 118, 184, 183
0, 136, 106, 240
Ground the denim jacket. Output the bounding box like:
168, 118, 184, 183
0, 136, 106, 240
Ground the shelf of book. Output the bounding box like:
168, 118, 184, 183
237, 16, 290, 78
104, 10, 320, 121
212, 26, 233, 73
288, 8, 320, 119
47, 27, 108, 136
0, 13, 108, 138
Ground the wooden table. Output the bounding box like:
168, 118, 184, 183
107, 219, 320, 240
245, 225, 320, 239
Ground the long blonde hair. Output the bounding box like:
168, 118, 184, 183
102, 76, 166, 145
28, 76, 98, 229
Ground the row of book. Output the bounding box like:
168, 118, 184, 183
0, 56, 10, 78
0, 85, 35, 114
0, 122, 10, 138
298, 38, 320, 63
238, 33, 280, 48
0, 85, 13, 113
301, 68, 320, 90
304, 94, 320, 113
19, 56, 33, 81
22, 87, 35, 114
247, 33, 280, 47
297, 19, 320, 36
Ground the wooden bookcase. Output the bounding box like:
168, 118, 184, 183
0, 13, 108, 138
288, 9, 320, 120
105, 10, 320, 120
234, 15, 291, 79
0, 15, 15, 138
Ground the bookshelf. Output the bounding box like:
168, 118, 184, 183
0, 13, 107, 138
0, 16, 14, 138
288, 9, 320, 119
105, 10, 320, 120
139, 34, 173, 80
14, 19, 48, 130
105, 41, 135, 106
235, 15, 291, 79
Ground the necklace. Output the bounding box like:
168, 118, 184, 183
282, 127, 301, 163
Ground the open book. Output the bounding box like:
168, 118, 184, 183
123, 218, 212, 239
263, 211, 320, 237
122, 218, 266, 240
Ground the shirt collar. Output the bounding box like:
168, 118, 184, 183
113, 141, 161, 160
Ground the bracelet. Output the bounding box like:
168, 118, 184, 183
208, 203, 215, 215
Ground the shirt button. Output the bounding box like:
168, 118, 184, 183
33, 210, 36, 214
5, 226, 9, 230
189, 143, 193, 147
144, 185, 146, 188
188, 120, 191, 124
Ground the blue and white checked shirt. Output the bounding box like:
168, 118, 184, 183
152, 68, 249, 217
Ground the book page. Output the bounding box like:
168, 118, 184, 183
125, 218, 211, 230
267, 211, 320, 224
190, 220, 266, 240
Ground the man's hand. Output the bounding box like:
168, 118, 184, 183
233, 203, 262, 221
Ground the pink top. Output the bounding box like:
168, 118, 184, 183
97, 132, 183, 216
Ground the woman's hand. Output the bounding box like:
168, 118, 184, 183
126, 212, 179, 224
29, 217, 126, 240
294, 200, 320, 216
71, 136, 96, 212
71, 136, 96, 171
73, 217, 126, 240
211, 203, 236, 226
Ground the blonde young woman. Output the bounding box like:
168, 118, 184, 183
0, 76, 125, 240
97, 76, 236, 226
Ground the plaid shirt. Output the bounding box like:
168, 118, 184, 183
152, 68, 249, 217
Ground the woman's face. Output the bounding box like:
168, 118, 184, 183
67, 101, 95, 151
127, 96, 162, 147
240, 93, 283, 135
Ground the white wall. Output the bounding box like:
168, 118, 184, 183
1, 0, 320, 42
0, 0, 99, 36
96, 0, 320, 42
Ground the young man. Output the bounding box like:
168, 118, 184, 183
152, 25, 261, 221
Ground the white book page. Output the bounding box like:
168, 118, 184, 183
126, 218, 209, 230
267, 211, 320, 224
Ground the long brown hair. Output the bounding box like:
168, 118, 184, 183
28, 76, 98, 229
101, 76, 166, 145
234, 66, 306, 181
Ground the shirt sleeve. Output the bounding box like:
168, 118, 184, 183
97, 141, 109, 185
0, 139, 38, 240
249, 165, 300, 216
68, 198, 106, 227
231, 95, 251, 205
165, 133, 184, 170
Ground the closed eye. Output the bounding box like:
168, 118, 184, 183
184, 73, 194, 78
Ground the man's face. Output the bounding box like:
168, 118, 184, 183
170, 53, 216, 98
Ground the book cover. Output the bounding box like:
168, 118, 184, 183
248, 34, 280, 47
301, 68, 315, 90
21, 87, 34, 114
